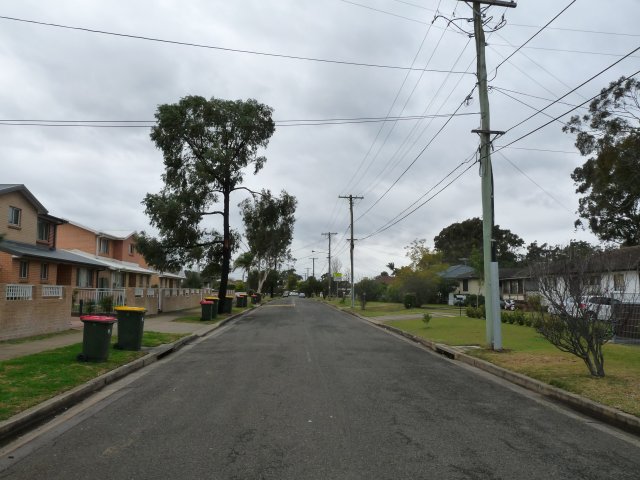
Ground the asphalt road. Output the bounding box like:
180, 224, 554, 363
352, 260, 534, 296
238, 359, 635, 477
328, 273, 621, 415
1, 298, 639, 479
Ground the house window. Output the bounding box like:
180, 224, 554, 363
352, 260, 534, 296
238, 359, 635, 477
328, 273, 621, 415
19, 261, 29, 279
614, 273, 625, 291
99, 238, 109, 254
586, 275, 601, 287
76, 268, 93, 287
40, 263, 49, 280
8, 206, 21, 227
128, 244, 134, 255
462, 279, 469, 292
37, 220, 50, 242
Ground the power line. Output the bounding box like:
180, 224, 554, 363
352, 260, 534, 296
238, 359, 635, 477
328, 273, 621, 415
348, 6, 453, 194
360, 160, 476, 241
358, 37, 474, 201
496, 151, 573, 213
491, 0, 578, 77
490, 43, 640, 60
355, 86, 475, 222
500, 46, 640, 137
0, 112, 481, 128
0, 15, 475, 74
495, 68, 640, 154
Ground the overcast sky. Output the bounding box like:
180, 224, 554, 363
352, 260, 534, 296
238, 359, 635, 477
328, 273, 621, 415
2, 0, 639, 279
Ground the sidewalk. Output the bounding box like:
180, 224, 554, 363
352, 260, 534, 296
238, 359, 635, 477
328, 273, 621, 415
0, 308, 207, 362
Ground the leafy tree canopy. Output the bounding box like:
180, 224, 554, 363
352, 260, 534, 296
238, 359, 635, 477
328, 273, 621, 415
433, 218, 524, 266
239, 189, 297, 293
136, 95, 275, 305
564, 76, 640, 245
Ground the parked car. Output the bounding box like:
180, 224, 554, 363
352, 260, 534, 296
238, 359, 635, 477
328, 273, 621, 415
298, 292, 306, 298
548, 296, 621, 321
453, 295, 466, 306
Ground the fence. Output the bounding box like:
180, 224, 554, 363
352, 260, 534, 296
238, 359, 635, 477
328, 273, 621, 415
6, 284, 33, 301
72, 288, 126, 314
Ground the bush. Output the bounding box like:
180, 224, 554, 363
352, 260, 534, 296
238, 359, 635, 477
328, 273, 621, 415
422, 313, 432, 327
466, 306, 477, 318
526, 294, 542, 312
99, 295, 113, 313
465, 294, 485, 307
404, 293, 417, 309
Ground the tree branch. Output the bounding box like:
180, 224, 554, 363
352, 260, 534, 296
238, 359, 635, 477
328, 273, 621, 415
202, 211, 224, 216
232, 186, 264, 196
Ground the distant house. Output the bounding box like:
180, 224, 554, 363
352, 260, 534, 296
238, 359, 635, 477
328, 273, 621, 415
56, 221, 184, 289
440, 263, 535, 303
440, 264, 482, 304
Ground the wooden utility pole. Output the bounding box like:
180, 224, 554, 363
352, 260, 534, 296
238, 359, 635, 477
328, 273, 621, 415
460, 0, 516, 350
310, 257, 317, 278
339, 195, 363, 308
321, 232, 337, 297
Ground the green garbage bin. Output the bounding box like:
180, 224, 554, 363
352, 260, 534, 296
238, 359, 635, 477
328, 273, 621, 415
251, 294, 258, 305
114, 306, 146, 351
236, 294, 248, 308
78, 315, 116, 362
204, 296, 219, 319
222, 296, 234, 314
200, 300, 214, 321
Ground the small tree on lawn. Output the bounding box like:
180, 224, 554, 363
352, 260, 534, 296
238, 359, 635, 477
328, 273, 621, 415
530, 248, 633, 377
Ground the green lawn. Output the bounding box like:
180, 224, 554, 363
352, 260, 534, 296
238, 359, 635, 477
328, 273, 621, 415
387, 316, 640, 417
0, 331, 186, 421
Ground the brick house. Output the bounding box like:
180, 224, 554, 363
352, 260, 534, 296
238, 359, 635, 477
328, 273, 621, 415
0, 184, 106, 340
56, 222, 184, 289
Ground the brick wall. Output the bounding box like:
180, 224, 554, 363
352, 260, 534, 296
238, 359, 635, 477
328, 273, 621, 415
123, 288, 159, 315
56, 223, 97, 255
160, 289, 202, 312
0, 253, 59, 285
0, 191, 39, 244
0, 284, 72, 340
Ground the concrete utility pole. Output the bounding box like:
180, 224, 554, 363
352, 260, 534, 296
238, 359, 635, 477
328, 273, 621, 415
459, 0, 516, 350
339, 195, 363, 308
321, 232, 337, 297
310, 257, 317, 278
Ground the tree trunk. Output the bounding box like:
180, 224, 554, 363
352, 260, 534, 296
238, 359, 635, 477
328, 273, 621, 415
218, 186, 231, 313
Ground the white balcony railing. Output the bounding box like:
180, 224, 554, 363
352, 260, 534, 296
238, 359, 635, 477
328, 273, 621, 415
42, 285, 64, 298
6, 284, 33, 300
147, 288, 155, 297
134, 287, 144, 297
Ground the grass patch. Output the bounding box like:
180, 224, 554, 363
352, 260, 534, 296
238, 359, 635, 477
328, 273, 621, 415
387, 316, 640, 417
0, 330, 187, 421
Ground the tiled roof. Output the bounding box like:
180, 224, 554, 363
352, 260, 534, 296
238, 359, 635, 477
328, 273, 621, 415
0, 240, 106, 267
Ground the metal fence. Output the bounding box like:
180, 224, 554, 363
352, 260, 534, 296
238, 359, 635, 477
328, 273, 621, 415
72, 288, 126, 313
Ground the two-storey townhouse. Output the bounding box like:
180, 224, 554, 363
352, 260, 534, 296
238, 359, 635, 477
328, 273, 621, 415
0, 184, 106, 288
0, 184, 107, 339
56, 222, 157, 289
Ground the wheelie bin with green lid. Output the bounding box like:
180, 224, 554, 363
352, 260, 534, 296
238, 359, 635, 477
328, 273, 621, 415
78, 315, 116, 362
114, 306, 146, 351
200, 300, 214, 321
204, 296, 219, 319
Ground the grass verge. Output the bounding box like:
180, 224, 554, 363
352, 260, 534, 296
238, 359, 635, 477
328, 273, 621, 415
387, 316, 640, 417
0, 330, 186, 421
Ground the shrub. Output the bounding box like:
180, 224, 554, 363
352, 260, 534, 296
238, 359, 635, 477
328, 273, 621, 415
526, 294, 542, 312
404, 293, 417, 309
465, 294, 485, 306
422, 313, 432, 327
515, 311, 526, 326
99, 295, 113, 313
466, 306, 477, 318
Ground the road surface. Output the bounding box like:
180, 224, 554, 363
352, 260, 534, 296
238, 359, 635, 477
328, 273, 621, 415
1, 298, 639, 479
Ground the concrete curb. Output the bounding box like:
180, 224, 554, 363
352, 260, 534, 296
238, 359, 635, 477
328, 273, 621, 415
0, 306, 254, 446
331, 303, 640, 436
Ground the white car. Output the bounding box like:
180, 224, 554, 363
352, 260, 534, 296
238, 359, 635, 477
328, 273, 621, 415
549, 296, 621, 321
298, 292, 306, 298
